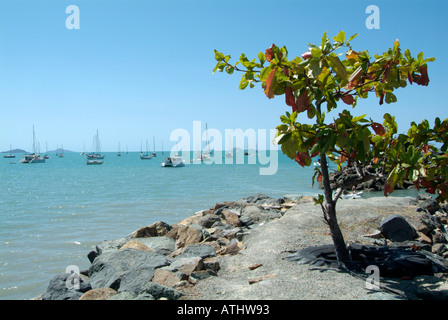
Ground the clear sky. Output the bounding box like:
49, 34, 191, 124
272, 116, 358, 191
0, 0, 447, 152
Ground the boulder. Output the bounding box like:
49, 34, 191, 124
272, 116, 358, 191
41, 273, 91, 300
79, 288, 117, 300
138, 281, 183, 300
221, 210, 241, 227
120, 240, 153, 252
152, 269, 184, 287
131, 221, 172, 238
418, 198, 442, 215
87, 236, 131, 263
129, 236, 176, 255
180, 244, 216, 259
88, 248, 170, 292
198, 214, 221, 228
175, 224, 203, 248
168, 256, 205, 275
378, 214, 418, 242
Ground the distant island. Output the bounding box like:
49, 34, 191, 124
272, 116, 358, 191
1, 149, 77, 154
1, 149, 28, 154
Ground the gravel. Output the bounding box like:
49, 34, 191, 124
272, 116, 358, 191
181, 196, 421, 300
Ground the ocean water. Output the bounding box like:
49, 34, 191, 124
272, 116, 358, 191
0, 150, 322, 300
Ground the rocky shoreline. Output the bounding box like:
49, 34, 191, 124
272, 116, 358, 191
35, 193, 448, 300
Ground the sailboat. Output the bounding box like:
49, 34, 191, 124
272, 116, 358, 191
197, 122, 212, 161
140, 140, 153, 160
56, 144, 64, 158
3, 145, 16, 158
43, 142, 50, 159
117, 142, 122, 156
86, 129, 104, 165
20, 125, 46, 163
152, 136, 157, 157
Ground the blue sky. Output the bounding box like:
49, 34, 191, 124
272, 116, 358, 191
0, 0, 447, 152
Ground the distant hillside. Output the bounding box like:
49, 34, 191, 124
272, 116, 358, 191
1, 149, 28, 154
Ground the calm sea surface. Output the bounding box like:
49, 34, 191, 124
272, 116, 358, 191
0, 151, 416, 299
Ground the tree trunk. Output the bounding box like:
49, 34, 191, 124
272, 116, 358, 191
319, 155, 351, 266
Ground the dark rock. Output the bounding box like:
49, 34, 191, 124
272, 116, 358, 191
179, 244, 216, 259
191, 270, 217, 280
41, 273, 91, 300
198, 214, 221, 228
245, 193, 271, 203
378, 214, 418, 242
138, 281, 183, 300
88, 248, 170, 292
418, 198, 442, 215
87, 236, 131, 262
419, 212, 442, 235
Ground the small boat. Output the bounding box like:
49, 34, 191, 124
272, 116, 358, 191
20, 153, 46, 163
3, 145, 15, 158
86, 129, 104, 164
340, 191, 364, 200
161, 154, 185, 167
86, 160, 104, 165
20, 126, 46, 164
152, 137, 157, 157
140, 140, 153, 160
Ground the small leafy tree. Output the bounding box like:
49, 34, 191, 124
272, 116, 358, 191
213, 31, 448, 266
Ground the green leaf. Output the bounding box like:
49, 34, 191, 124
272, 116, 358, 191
258, 51, 266, 65
311, 47, 322, 60
410, 169, 419, 182
348, 33, 359, 42
327, 53, 348, 86
214, 50, 225, 61
385, 92, 397, 104
333, 31, 345, 43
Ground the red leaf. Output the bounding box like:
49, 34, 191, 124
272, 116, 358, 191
285, 86, 297, 111
379, 92, 384, 105
371, 122, 386, 136
265, 44, 275, 62
296, 89, 310, 113
415, 66, 429, 86
341, 94, 355, 105
316, 172, 323, 182
422, 144, 430, 154
384, 181, 394, 197
407, 71, 413, 85
295, 152, 310, 167
264, 67, 277, 99
301, 51, 312, 60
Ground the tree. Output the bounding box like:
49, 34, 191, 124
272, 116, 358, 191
213, 31, 448, 267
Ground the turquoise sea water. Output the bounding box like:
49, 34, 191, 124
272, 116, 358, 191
0, 151, 417, 300
0, 151, 317, 299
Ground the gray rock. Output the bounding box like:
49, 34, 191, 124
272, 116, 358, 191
418, 198, 442, 215
88, 248, 170, 292
179, 244, 216, 259
138, 281, 183, 300
245, 193, 271, 203
41, 273, 91, 300
107, 291, 138, 300
87, 236, 131, 262
419, 211, 442, 234
131, 236, 176, 255
378, 214, 418, 242
198, 214, 221, 228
